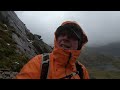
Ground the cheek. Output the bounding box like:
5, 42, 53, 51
56, 37, 62, 47
56, 36, 62, 42
56, 38, 61, 44
71, 40, 78, 49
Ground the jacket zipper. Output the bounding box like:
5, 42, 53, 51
64, 52, 72, 78
65, 52, 72, 68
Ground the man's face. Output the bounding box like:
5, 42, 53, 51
57, 35, 78, 50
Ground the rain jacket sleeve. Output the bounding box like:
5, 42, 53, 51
16, 55, 41, 79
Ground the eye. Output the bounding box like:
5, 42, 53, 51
69, 35, 78, 40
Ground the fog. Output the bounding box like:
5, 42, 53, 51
15, 11, 120, 47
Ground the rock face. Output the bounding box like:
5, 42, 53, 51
0, 69, 18, 79
0, 11, 52, 59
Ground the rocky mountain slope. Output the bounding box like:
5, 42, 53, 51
87, 42, 120, 57
0, 11, 52, 79
0, 11, 52, 59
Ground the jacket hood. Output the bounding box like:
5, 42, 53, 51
52, 21, 88, 67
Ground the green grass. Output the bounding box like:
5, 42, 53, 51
0, 22, 6, 30
112, 60, 120, 69
88, 68, 120, 79
0, 22, 29, 72
0, 54, 28, 71
78, 51, 120, 79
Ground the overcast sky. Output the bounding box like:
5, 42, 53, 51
15, 11, 120, 47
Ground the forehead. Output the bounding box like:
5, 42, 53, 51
57, 35, 78, 42
56, 35, 79, 45
55, 26, 80, 40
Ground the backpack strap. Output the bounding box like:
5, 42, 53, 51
40, 53, 84, 79
40, 53, 50, 79
75, 61, 84, 79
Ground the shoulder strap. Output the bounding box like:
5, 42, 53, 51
75, 61, 84, 79
40, 54, 84, 79
40, 53, 50, 79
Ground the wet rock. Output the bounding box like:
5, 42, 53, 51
0, 11, 53, 59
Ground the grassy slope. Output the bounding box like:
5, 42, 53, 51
77, 49, 120, 79
0, 22, 28, 72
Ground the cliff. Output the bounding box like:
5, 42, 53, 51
0, 11, 52, 78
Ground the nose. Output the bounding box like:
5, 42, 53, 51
61, 35, 70, 43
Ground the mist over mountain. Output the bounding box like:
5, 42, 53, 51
87, 41, 120, 57
15, 11, 120, 47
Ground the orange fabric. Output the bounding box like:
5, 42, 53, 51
16, 21, 89, 79
16, 55, 41, 79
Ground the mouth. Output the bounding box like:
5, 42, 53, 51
61, 44, 71, 49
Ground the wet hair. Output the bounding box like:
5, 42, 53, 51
55, 23, 84, 50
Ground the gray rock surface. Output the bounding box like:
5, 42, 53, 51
0, 11, 52, 59
0, 11, 53, 79
0, 69, 18, 79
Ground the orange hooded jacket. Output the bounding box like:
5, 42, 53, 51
16, 21, 89, 79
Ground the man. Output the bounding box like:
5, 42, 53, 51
16, 21, 89, 79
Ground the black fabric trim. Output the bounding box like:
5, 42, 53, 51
40, 54, 49, 79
